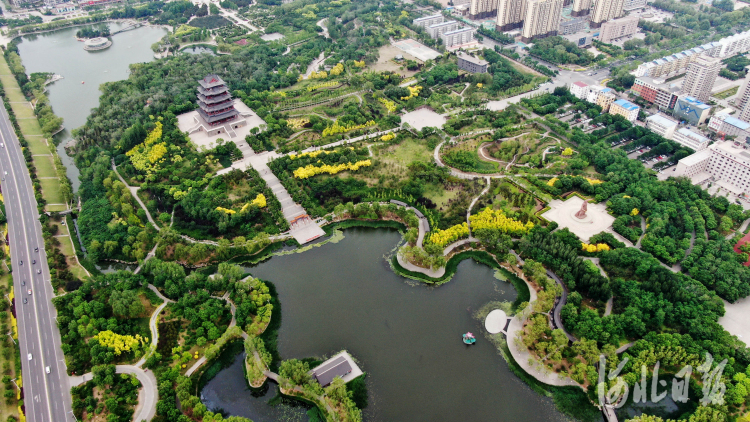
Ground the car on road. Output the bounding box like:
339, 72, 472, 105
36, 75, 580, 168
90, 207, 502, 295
45, 367, 50, 374
1, 143, 4, 148
32, 260, 35, 264
27, 289, 31, 295
34, 247, 38, 252
27, 354, 32, 361
22, 298, 27, 304
19, 260, 22, 265
36, 269, 41, 274
21, 280, 25, 286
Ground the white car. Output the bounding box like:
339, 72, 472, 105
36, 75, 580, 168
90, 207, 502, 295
27, 354, 32, 361
45, 366, 50, 374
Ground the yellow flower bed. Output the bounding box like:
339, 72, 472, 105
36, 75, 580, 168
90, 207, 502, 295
322, 120, 376, 136
251, 193, 266, 208
581, 243, 611, 253
287, 118, 310, 129
216, 207, 236, 215
585, 177, 603, 185
469, 207, 534, 236
309, 70, 328, 79
428, 222, 469, 247
354, 60, 366, 68
126, 122, 167, 173
381, 133, 396, 141
306, 81, 337, 92
94, 331, 146, 356
630, 208, 639, 216
330, 63, 344, 76
378, 97, 397, 113
401, 85, 422, 100
547, 177, 558, 187
290, 150, 330, 160
293, 160, 372, 179
562, 147, 574, 156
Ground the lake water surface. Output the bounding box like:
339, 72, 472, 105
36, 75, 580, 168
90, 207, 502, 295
16, 22, 168, 191
202, 228, 570, 422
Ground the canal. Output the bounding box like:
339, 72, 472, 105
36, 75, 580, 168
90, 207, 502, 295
201, 228, 570, 422
15, 21, 168, 192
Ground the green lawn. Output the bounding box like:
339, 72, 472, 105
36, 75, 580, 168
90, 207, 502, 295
714, 86, 739, 100
17, 119, 43, 137
35, 156, 57, 178
12, 105, 35, 119
40, 178, 65, 204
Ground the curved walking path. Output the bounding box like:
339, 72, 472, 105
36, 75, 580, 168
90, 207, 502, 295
69, 365, 158, 422
727, 218, 750, 240
111, 159, 161, 231
434, 139, 558, 180
135, 284, 174, 368
467, 177, 491, 236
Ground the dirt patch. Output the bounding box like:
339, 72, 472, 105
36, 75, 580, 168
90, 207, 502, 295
368, 44, 419, 77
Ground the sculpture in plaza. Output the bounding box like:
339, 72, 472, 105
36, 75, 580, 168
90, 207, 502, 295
574, 201, 588, 219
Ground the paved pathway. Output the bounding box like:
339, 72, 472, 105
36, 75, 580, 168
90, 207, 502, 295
111, 159, 160, 231
135, 284, 174, 368
69, 365, 157, 422
467, 177, 491, 236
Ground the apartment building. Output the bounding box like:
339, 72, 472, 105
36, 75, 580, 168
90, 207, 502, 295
681, 55, 721, 102
521, 0, 564, 42
413, 14, 445, 28
622, 0, 646, 10
559, 18, 587, 35
428, 21, 460, 38
457, 52, 489, 73
442, 27, 476, 48
571, 0, 591, 16
470, 0, 500, 19
645, 114, 679, 139
635, 43, 721, 78
598, 16, 639, 43
630, 76, 680, 110
610, 99, 640, 122
708, 112, 750, 140
570, 81, 589, 100
590, 0, 625, 28
496, 0, 526, 31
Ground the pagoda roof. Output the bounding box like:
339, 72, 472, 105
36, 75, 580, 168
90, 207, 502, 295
199, 74, 228, 89
198, 85, 230, 96
198, 92, 232, 105
198, 100, 236, 113
198, 107, 239, 124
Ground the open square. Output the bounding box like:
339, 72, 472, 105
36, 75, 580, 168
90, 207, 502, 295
393, 39, 442, 62
401, 107, 446, 131
542, 196, 615, 242
177, 99, 266, 151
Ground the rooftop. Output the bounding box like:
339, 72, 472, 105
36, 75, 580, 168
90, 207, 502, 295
310, 351, 364, 387
679, 96, 711, 110
614, 99, 639, 111
679, 148, 712, 166
723, 115, 750, 130
443, 27, 474, 36
712, 141, 750, 166
429, 20, 458, 28
675, 127, 710, 144
457, 51, 488, 66
573, 81, 588, 87
414, 14, 443, 22
646, 114, 679, 127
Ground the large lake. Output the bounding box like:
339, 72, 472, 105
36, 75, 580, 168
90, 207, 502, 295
201, 228, 570, 422
16, 21, 168, 191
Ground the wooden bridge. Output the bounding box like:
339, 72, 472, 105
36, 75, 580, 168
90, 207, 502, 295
111, 22, 143, 36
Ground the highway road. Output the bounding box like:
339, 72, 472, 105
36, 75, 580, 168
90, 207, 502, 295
0, 103, 73, 421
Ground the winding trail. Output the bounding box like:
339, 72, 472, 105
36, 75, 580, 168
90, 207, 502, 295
467, 177, 491, 236
69, 365, 158, 422
111, 159, 160, 232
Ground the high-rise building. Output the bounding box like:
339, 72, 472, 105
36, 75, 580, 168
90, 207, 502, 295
631, 76, 681, 110
197, 74, 239, 126
673, 142, 750, 195
470, 0, 500, 19
736, 78, 750, 123
572, 0, 591, 17
520, 0, 563, 42
590, 0, 625, 28
598, 16, 639, 43
681, 55, 721, 102
495, 0, 526, 31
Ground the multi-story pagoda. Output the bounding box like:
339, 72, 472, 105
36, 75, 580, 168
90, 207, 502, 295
197, 74, 239, 126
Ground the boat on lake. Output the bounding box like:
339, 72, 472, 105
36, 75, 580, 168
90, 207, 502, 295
462, 332, 476, 345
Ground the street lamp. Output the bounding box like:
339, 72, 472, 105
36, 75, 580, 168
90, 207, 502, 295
6, 332, 15, 345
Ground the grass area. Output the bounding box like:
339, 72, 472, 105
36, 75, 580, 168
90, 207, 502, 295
0, 272, 19, 422
16, 119, 43, 137
39, 178, 65, 204
714, 85, 739, 99
377, 138, 433, 167
11, 105, 35, 119
424, 184, 460, 210
34, 155, 57, 178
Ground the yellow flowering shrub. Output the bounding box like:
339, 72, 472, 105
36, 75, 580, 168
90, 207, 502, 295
290, 150, 330, 160
251, 193, 266, 208
547, 177, 558, 187
216, 207, 236, 215
309, 70, 328, 79
401, 85, 422, 100
562, 147, 574, 156
306, 81, 337, 92
322, 120, 376, 136
469, 207, 534, 236
329, 63, 344, 76
585, 177, 603, 185
293, 160, 372, 179
378, 97, 397, 113
354, 60, 366, 67
381, 133, 396, 141
126, 122, 167, 174
581, 243, 611, 253
428, 222, 470, 247
477, 83, 483, 88
630, 208, 639, 216
623, 195, 631, 198
287, 118, 310, 129
94, 331, 146, 355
